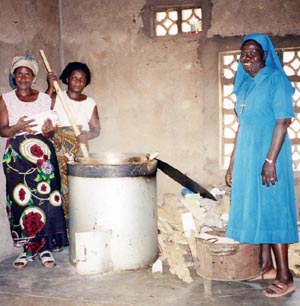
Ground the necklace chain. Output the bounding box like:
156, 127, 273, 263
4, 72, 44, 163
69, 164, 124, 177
240, 102, 246, 114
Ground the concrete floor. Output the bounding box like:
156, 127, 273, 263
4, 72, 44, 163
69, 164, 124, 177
0, 248, 299, 306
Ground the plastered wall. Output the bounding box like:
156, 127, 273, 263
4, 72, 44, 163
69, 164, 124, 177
0, 0, 299, 261
208, 0, 300, 37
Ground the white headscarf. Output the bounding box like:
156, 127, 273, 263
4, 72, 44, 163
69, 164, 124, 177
9, 55, 39, 89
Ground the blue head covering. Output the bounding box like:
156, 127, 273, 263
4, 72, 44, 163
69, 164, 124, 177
234, 33, 287, 96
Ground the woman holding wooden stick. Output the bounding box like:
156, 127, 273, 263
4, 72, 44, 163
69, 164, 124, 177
46, 62, 100, 217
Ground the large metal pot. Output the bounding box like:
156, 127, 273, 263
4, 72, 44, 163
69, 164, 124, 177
196, 229, 260, 281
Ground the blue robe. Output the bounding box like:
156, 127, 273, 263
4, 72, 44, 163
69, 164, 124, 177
226, 66, 298, 244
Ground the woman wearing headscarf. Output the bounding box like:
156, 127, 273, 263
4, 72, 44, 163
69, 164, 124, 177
225, 33, 298, 297
46, 62, 100, 217
0, 55, 68, 269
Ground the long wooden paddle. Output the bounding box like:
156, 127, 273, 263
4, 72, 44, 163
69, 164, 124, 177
39, 50, 90, 159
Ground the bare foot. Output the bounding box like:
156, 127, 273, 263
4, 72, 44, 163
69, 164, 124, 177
247, 268, 276, 281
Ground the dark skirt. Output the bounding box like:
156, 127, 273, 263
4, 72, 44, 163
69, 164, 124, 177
3, 133, 69, 259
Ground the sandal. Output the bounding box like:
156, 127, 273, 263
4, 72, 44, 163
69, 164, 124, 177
13, 252, 29, 270
264, 280, 295, 298
52, 245, 63, 253
247, 268, 276, 281
39, 250, 56, 268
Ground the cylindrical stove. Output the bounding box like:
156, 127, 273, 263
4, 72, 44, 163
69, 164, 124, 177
67, 152, 158, 274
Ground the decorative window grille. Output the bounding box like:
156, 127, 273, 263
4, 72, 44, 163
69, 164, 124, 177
220, 48, 300, 171
153, 6, 202, 36
282, 48, 300, 171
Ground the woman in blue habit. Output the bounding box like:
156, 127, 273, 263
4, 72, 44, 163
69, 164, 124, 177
225, 33, 298, 298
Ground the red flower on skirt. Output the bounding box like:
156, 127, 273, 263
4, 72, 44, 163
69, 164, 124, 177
26, 239, 46, 255
19, 188, 26, 201
22, 211, 45, 237
30, 144, 44, 158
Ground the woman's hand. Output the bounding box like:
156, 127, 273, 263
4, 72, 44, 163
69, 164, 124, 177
261, 118, 290, 187
225, 167, 233, 187
261, 161, 277, 187
76, 132, 89, 145
15, 116, 37, 135
42, 118, 57, 138
47, 72, 57, 87
46, 72, 58, 99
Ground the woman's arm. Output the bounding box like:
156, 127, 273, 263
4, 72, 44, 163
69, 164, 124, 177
225, 125, 239, 187
0, 96, 35, 137
88, 106, 101, 139
261, 118, 291, 187
45, 72, 57, 110
77, 106, 101, 144
0, 97, 16, 137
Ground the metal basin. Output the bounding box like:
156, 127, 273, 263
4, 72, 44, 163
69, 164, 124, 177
76, 152, 149, 165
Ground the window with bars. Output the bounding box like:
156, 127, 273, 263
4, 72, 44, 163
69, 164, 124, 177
152, 6, 202, 36
220, 48, 300, 171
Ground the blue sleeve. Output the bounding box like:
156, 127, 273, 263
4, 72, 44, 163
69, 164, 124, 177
270, 72, 295, 119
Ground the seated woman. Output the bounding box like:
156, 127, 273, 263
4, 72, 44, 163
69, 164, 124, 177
47, 62, 100, 217
0, 55, 69, 269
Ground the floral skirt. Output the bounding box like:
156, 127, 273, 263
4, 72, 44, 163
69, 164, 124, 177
52, 127, 80, 217
3, 134, 69, 258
